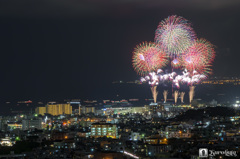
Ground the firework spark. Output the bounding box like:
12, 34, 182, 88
141, 70, 177, 103
173, 69, 206, 87
141, 69, 177, 86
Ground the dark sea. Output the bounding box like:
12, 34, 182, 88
0, 83, 239, 116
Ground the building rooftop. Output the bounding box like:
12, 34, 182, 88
92, 122, 114, 126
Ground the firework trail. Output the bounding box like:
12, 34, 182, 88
151, 86, 158, 104
189, 86, 195, 104
180, 92, 185, 103
163, 90, 168, 103
172, 69, 206, 104
141, 72, 159, 103
173, 90, 179, 104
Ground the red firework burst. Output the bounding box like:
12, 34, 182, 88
182, 39, 215, 75
132, 42, 168, 76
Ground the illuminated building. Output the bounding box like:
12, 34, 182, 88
86, 106, 95, 114
91, 122, 118, 139
1, 137, 14, 146
22, 119, 42, 130
79, 106, 95, 114
46, 103, 72, 116
144, 136, 168, 145
160, 126, 192, 138
110, 106, 145, 114
77, 131, 91, 138
145, 103, 165, 115
147, 144, 171, 157
54, 140, 76, 149
35, 107, 46, 116
51, 131, 68, 140
79, 106, 86, 115
7, 122, 22, 130
131, 132, 145, 141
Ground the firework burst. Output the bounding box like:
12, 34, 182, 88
132, 42, 168, 76
155, 15, 196, 58
182, 38, 215, 75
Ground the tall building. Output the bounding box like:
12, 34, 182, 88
79, 106, 86, 115
91, 122, 118, 139
22, 119, 42, 130
35, 107, 46, 116
46, 103, 72, 116
145, 103, 164, 114
79, 106, 95, 114
0, 118, 7, 132
86, 106, 95, 114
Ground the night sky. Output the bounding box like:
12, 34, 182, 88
0, 0, 240, 102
